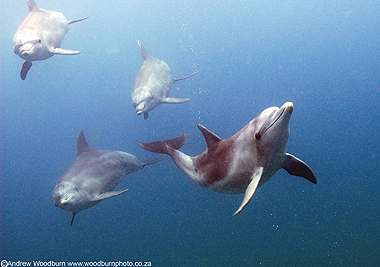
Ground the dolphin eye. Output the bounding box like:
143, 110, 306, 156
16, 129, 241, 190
255, 132, 261, 140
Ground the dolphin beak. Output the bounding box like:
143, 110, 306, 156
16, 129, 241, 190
281, 102, 294, 112
135, 103, 146, 115
256, 102, 294, 139
13, 45, 21, 54
59, 192, 75, 205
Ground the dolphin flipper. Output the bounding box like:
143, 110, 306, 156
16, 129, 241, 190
173, 72, 196, 82
283, 153, 316, 184
52, 48, 81, 55
142, 156, 166, 167
162, 97, 190, 104
70, 213, 76, 226
21, 60, 33, 80
68, 17, 88, 24
233, 167, 263, 216
92, 189, 129, 201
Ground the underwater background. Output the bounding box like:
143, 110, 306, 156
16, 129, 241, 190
1, 0, 379, 266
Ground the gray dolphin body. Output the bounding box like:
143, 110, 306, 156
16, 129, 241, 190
137, 102, 316, 215
13, 0, 87, 80
53, 131, 163, 225
132, 40, 195, 120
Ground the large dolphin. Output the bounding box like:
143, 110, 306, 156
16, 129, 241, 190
53, 131, 164, 226
13, 0, 87, 80
132, 40, 195, 120
137, 102, 316, 215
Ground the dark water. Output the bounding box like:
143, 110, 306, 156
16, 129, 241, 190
1, 0, 379, 266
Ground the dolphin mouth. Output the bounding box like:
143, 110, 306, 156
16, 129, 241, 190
17, 45, 35, 57
135, 102, 146, 115
16, 39, 41, 56
59, 192, 75, 206
21, 50, 31, 56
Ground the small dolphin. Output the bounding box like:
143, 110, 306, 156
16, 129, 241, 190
132, 40, 195, 120
13, 0, 87, 80
53, 131, 164, 226
137, 102, 316, 215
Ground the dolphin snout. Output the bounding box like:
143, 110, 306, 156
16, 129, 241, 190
54, 196, 62, 207
282, 102, 294, 111
13, 45, 21, 54
135, 102, 146, 115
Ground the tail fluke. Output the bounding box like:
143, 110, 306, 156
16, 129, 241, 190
137, 134, 186, 155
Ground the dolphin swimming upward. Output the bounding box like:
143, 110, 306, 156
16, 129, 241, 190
132, 40, 195, 120
13, 0, 87, 80
53, 131, 164, 226
137, 102, 316, 215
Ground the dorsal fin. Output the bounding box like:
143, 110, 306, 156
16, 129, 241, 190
197, 124, 222, 149
27, 0, 39, 12
76, 130, 93, 157
138, 40, 148, 60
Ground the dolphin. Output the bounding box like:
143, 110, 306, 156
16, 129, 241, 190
132, 40, 195, 120
53, 131, 164, 226
13, 0, 87, 80
137, 102, 316, 215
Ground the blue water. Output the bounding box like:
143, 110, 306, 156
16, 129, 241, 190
1, 0, 379, 266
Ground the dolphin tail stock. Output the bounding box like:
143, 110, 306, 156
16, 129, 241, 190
282, 153, 317, 184
141, 156, 166, 167
68, 17, 89, 25
173, 71, 197, 83
70, 213, 76, 226
137, 134, 186, 155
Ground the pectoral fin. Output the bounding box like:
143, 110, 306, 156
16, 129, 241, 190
283, 153, 316, 184
21, 60, 32, 80
52, 48, 81, 55
162, 97, 190, 104
233, 167, 263, 216
173, 72, 196, 82
92, 189, 128, 201
70, 213, 76, 226
68, 17, 88, 25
